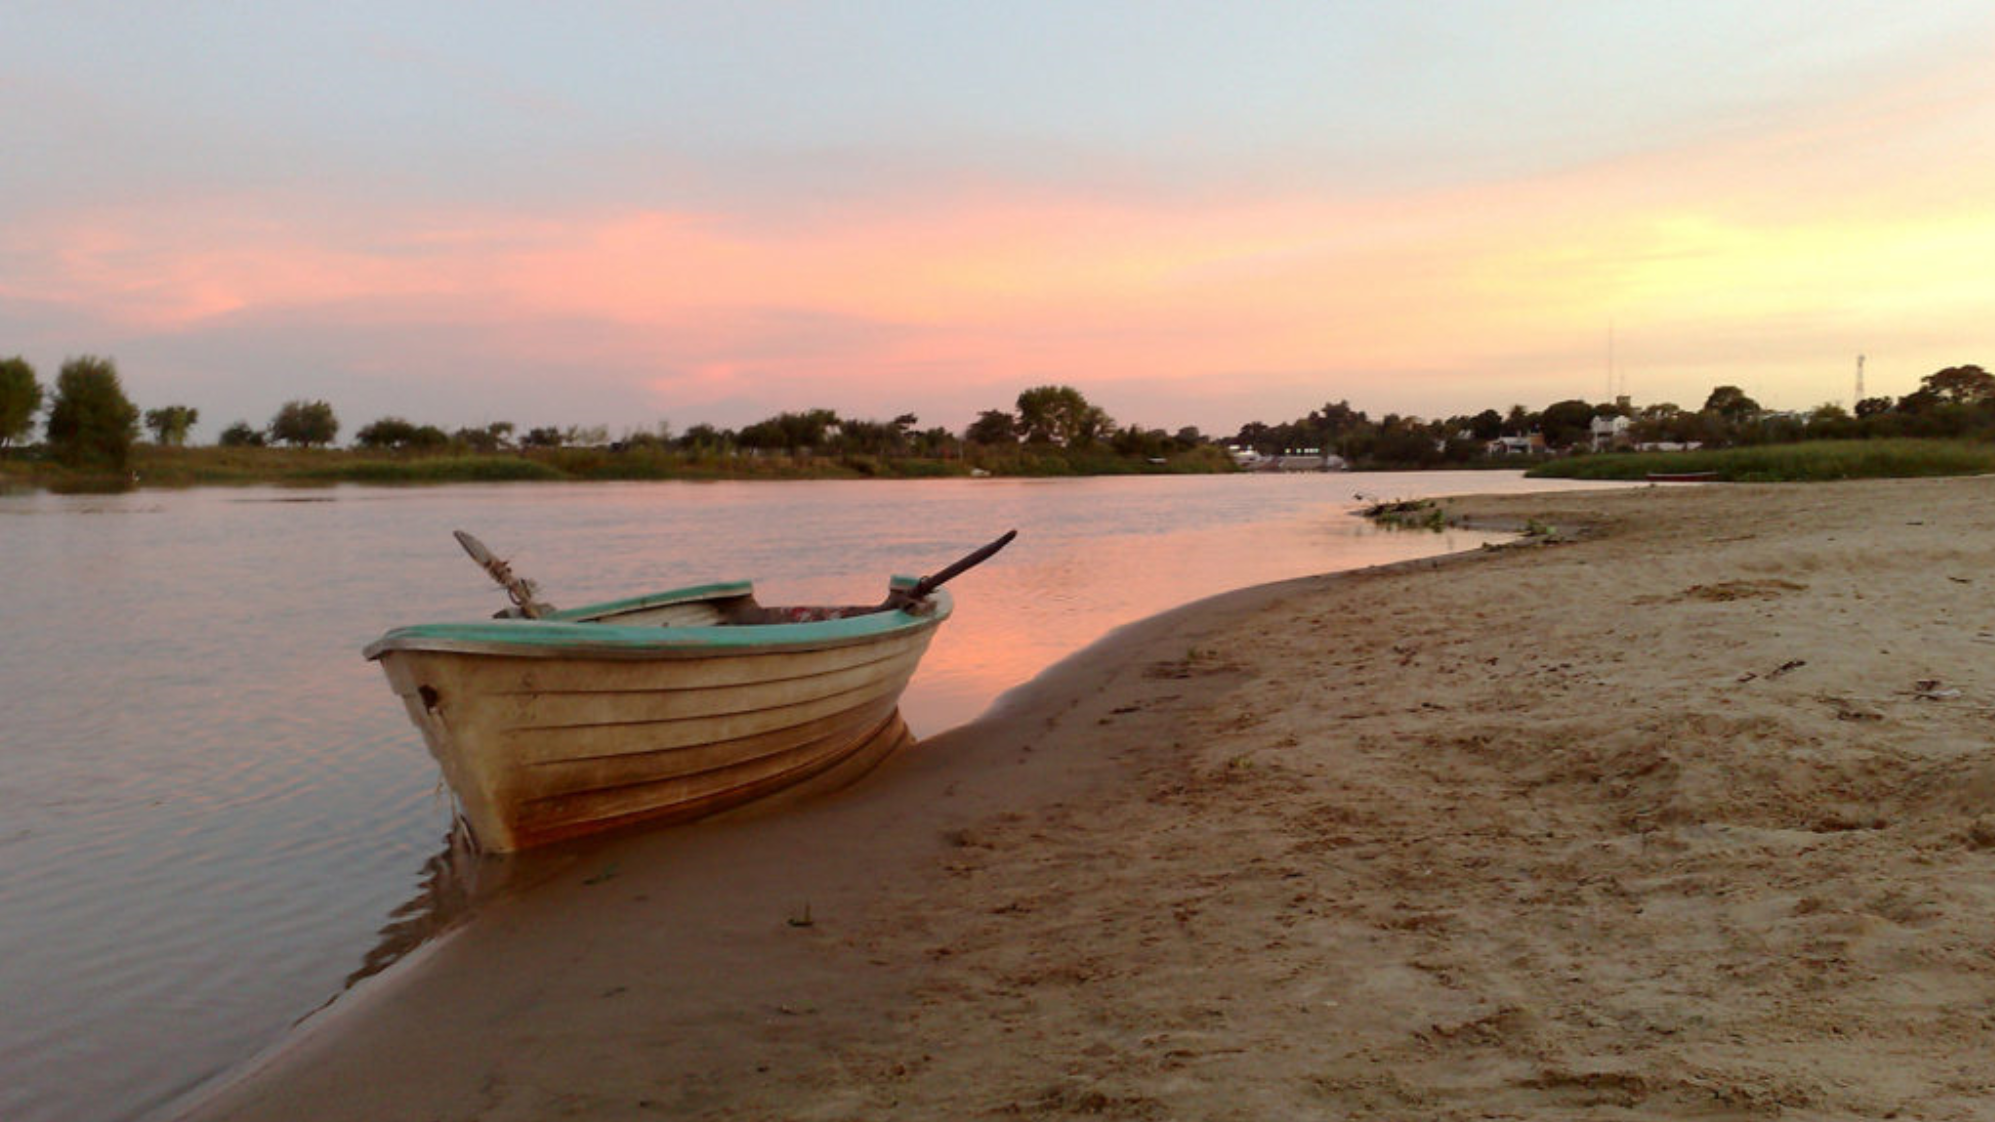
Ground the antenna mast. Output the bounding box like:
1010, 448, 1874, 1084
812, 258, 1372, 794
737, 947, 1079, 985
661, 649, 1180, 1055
1855, 354, 1866, 403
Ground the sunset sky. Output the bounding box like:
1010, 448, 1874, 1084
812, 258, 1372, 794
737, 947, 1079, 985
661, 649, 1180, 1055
5, 2, 1993, 441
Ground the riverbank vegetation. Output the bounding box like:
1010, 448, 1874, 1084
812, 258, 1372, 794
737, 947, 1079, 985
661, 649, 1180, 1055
3, 352, 1992, 490
1527, 437, 1995, 482
0, 427, 1238, 491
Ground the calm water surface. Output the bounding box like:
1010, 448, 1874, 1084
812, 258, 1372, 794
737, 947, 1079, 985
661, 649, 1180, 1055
0, 472, 1610, 1122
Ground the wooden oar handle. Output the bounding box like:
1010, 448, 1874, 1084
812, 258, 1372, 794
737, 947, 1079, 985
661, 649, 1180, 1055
909, 529, 1018, 599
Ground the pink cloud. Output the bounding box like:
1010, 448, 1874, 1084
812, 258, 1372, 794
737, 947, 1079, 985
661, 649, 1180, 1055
12, 47, 1995, 437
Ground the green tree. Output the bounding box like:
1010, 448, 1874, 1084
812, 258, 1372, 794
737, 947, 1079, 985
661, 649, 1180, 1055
143, 405, 200, 446
614, 429, 671, 452
218, 420, 266, 447
1701, 385, 1761, 422
1629, 402, 1684, 444
609, 421, 673, 452
836, 418, 893, 454
1894, 386, 1943, 416
915, 425, 958, 457
269, 399, 339, 447
0, 355, 42, 449
355, 416, 448, 450
1537, 399, 1597, 449
1807, 402, 1858, 440
965, 409, 1018, 446
738, 409, 839, 452
1305, 400, 1371, 457
1229, 421, 1269, 452
355, 416, 411, 449
1110, 424, 1172, 458
45, 355, 140, 470
1920, 364, 1995, 405
1698, 385, 1762, 445
1371, 419, 1443, 466
452, 422, 514, 453
1016, 384, 1112, 446
676, 423, 732, 453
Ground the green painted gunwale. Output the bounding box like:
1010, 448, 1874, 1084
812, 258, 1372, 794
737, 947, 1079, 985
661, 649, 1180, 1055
541, 580, 756, 622
362, 578, 948, 661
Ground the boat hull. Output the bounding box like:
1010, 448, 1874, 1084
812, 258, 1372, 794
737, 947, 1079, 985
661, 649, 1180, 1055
367, 583, 946, 851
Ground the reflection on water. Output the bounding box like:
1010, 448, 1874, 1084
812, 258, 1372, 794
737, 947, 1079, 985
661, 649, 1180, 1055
343, 822, 484, 990
0, 472, 1617, 1122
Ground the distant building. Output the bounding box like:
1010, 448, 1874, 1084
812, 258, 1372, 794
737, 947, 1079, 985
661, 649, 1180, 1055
1589, 414, 1632, 451
1486, 433, 1546, 457
1274, 450, 1344, 472
1226, 445, 1344, 471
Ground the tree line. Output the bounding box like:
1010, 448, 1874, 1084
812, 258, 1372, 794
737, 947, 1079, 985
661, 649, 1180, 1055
4, 351, 1991, 475
0, 359, 1208, 471
1220, 367, 1995, 466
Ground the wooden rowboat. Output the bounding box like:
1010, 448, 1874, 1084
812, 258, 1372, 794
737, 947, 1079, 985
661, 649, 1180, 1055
364, 532, 1012, 852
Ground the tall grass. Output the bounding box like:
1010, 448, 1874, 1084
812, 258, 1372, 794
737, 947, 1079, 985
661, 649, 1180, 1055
297, 457, 567, 483
1527, 438, 1995, 482
115, 446, 569, 485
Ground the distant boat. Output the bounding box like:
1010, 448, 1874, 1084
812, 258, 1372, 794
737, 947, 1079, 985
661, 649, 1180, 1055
364, 530, 1014, 851
1646, 470, 1720, 483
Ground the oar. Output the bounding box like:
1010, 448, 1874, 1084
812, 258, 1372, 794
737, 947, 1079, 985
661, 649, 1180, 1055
886, 529, 1018, 608
453, 530, 555, 619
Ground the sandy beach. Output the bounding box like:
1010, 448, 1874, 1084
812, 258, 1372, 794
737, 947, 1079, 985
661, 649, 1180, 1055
176, 476, 1995, 1121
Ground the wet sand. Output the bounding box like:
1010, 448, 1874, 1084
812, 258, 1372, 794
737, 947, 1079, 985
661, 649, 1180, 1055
177, 477, 1995, 1121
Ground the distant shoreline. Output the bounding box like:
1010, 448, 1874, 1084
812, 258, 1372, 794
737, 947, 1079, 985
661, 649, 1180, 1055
0, 442, 1243, 492
9, 436, 1994, 495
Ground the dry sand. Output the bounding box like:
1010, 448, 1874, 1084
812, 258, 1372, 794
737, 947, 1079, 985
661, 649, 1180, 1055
177, 476, 1995, 1121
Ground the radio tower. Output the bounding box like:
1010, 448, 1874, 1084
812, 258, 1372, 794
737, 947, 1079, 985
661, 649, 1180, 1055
1855, 354, 1866, 403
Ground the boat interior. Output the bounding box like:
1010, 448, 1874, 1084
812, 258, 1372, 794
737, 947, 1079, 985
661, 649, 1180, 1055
570, 588, 898, 628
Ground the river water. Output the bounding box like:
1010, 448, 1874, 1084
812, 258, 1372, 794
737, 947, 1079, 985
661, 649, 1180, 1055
0, 471, 1605, 1122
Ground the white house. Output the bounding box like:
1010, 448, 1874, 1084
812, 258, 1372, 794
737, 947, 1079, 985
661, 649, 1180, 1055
1487, 434, 1545, 456
1589, 414, 1632, 451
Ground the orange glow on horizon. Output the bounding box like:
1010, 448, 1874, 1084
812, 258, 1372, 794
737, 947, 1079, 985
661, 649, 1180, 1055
12, 81, 1995, 421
